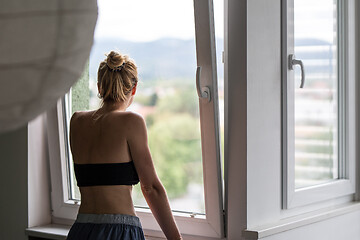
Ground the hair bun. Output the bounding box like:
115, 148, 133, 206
97, 50, 138, 103
106, 51, 126, 70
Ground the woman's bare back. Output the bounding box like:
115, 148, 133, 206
70, 110, 138, 216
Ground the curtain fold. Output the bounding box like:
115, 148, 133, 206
0, 0, 98, 132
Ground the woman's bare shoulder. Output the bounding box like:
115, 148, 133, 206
70, 110, 96, 125
121, 111, 144, 121
118, 111, 146, 131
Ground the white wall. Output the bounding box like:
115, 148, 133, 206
28, 113, 51, 228
0, 126, 28, 240
225, 0, 247, 239
246, 0, 282, 228
0, 113, 51, 240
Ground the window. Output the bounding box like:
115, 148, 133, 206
47, 0, 225, 238
282, 0, 356, 208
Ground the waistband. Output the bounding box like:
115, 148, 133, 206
75, 213, 142, 228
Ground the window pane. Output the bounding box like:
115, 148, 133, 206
294, 0, 339, 188
214, 0, 224, 179
68, 0, 206, 214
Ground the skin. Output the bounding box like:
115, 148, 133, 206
69, 84, 182, 240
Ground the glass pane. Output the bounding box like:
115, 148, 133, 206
294, 0, 339, 188
68, 0, 206, 214
67, 64, 91, 200
214, 0, 224, 178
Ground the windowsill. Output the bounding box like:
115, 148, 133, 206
27, 203, 360, 240
25, 224, 69, 240
25, 225, 166, 240
26, 224, 220, 240
242, 202, 360, 239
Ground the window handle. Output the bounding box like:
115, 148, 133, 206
289, 54, 305, 88
196, 66, 211, 102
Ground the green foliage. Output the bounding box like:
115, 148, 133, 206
132, 84, 203, 200
148, 113, 202, 198
157, 87, 199, 118
72, 63, 90, 114
135, 93, 158, 107
145, 114, 155, 127
149, 93, 158, 106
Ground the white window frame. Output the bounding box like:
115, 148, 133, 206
47, 98, 80, 221
282, 0, 356, 209
47, 0, 225, 238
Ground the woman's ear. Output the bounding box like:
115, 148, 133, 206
131, 82, 137, 96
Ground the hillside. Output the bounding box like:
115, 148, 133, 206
89, 37, 224, 81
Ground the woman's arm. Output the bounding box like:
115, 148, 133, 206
126, 113, 182, 240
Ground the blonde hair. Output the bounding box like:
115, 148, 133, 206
97, 51, 138, 103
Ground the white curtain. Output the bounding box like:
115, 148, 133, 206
0, 0, 98, 132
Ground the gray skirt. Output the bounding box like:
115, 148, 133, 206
67, 213, 145, 240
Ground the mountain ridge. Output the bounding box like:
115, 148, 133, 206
89, 37, 224, 81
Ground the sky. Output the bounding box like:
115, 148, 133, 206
94, 0, 224, 42
94, 0, 335, 43
294, 0, 337, 42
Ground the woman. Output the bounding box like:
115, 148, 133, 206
67, 51, 182, 240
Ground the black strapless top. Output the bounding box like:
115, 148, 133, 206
74, 161, 140, 187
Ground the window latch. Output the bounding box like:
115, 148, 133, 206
289, 54, 306, 88
196, 66, 211, 102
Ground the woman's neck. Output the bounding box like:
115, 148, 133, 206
101, 101, 128, 112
